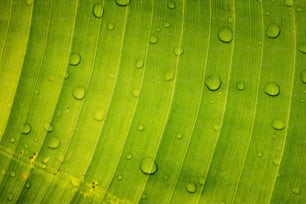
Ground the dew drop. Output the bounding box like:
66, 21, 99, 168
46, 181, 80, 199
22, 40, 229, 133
164, 21, 171, 28
9, 171, 16, 178
263, 81, 280, 96
185, 182, 197, 193
164, 70, 175, 81
257, 152, 263, 158
115, 0, 131, 6
298, 43, 306, 54
236, 81, 245, 91
176, 133, 183, 140
26, 0, 34, 6
272, 118, 285, 130
295, 6, 303, 12
167, 1, 176, 9
21, 123, 31, 134
136, 59, 144, 69
273, 158, 281, 166
92, 108, 104, 121
47, 136, 60, 149
173, 47, 184, 56
292, 187, 300, 195
25, 182, 31, 189
149, 36, 158, 44
198, 176, 205, 185
117, 174, 123, 181
7, 193, 13, 201
9, 137, 16, 143
137, 124, 145, 132
43, 123, 53, 132
92, 3, 104, 18
205, 74, 222, 91
266, 24, 281, 38
126, 153, 133, 160
265, 11, 270, 16
107, 23, 115, 31
64, 71, 70, 79
72, 85, 86, 100
301, 70, 306, 84
34, 137, 39, 142
140, 157, 158, 175
213, 124, 220, 132
218, 27, 233, 43
132, 88, 140, 97
284, 0, 293, 7
69, 52, 81, 66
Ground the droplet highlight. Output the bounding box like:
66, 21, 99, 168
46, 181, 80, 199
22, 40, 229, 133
139, 157, 158, 175
263, 81, 280, 96
205, 74, 222, 91
266, 24, 281, 38
218, 27, 233, 43
72, 85, 86, 100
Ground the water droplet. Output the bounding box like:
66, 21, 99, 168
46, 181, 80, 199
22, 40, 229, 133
298, 43, 306, 54
69, 52, 81, 66
117, 174, 123, 181
64, 71, 70, 79
72, 85, 86, 100
272, 118, 285, 130
265, 11, 270, 16
26, 0, 34, 6
301, 70, 306, 84
213, 124, 220, 132
139, 157, 158, 175
47, 136, 60, 149
295, 6, 303, 12
9, 137, 16, 143
25, 182, 31, 189
218, 27, 233, 43
173, 47, 184, 56
136, 59, 144, 69
164, 70, 175, 81
263, 81, 280, 96
266, 24, 281, 38
227, 16, 233, 24
164, 21, 171, 28
92, 3, 104, 18
92, 108, 104, 121
137, 124, 145, 132
115, 0, 130, 6
198, 176, 205, 185
21, 123, 31, 134
34, 137, 39, 142
273, 158, 281, 166
185, 182, 197, 193
257, 152, 263, 158
9, 171, 16, 178
292, 187, 300, 195
126, 153, 133, 160
156, 27, 161, 32
43, 123, 53, 132
149, 36, 158, 44
132, 88, 140, 97
236, 81, 245, 91
284, 0, 293, 7
205, 74, 222, 91
7, 193, 13, 201
107, 23, 115, 31
272, 134, 277, 138
167, 1, 176, 9
176, 133, 183, 140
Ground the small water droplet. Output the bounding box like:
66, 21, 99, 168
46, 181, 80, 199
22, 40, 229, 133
164, 70, 175, 81
92, 108, 104, 121
9, 137, 16, 143
69, 52, 81, 66
7, 193, 13, 201
149, 36, 158, 44
284, 0, 293, 7
298, 43, 306, 54
156, 27, 161, 32
205, 74, 222, 91
126, 153, 133, 160
218, 27, 233, 43
167, 1, 176, 9
25, 182, 31, 189
107, 23, 115, 31
92, 3, 104, 18
272, 118, 285, 130
198, 176, 205, 185
34, 137, 39, 142
132, 88, 140, 97
227, 16, 233, 24
295, 6, 303, 12
257, 0, 262, 4
64, 71, 70, 79
257, 152, 263, 158
185, 182, 197, 193
263, 81, 280, 96
116, 174, 123, 181
300, 70, 306, 84
266, 24, 281, 38
136, 59, 144, 69
292, 187, 300, 195
140, 157, 158, 175
137, 124, 145, 132
265, 11, 270, 16
273, 158, 281, 166
272, 134, 277, 138
21, 123, 31, 134
164, 21, 171, 28
43, 123, 53, 132
72, 85, 86, 100
213, 124, 220, 132
9, 171, 16, 178
236, 81, 245, 91
176, 133, 183, 140
116, 0, 130, 6
173, 47, 184, 56
47, 136, 60, 149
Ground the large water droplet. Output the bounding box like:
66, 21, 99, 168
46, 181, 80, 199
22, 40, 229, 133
116, 0, 130, 6
266, 24, 281, 38
139, 157, 158, 175
149, 36, 158, 44
173, 47, 184, 56
263, 81, 280, 96
185, 182, 197, 193
236, 81, 245, 91
298, 43, 306, 54
92, 108, 104, 121
284, 0, 293, 7
47, 136, 60, 149
72, 85, 86, 100
69, 52, 81, 66
272, 118, 285, 130
136, 59, 144, 69
205, 74, 222, 91
301, 70, 306, 84
21, 123, 31, 134
292, 187, 300, 195
92, 3, 104, 18
167, 1, 176, 9
218, 27, 233, 43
